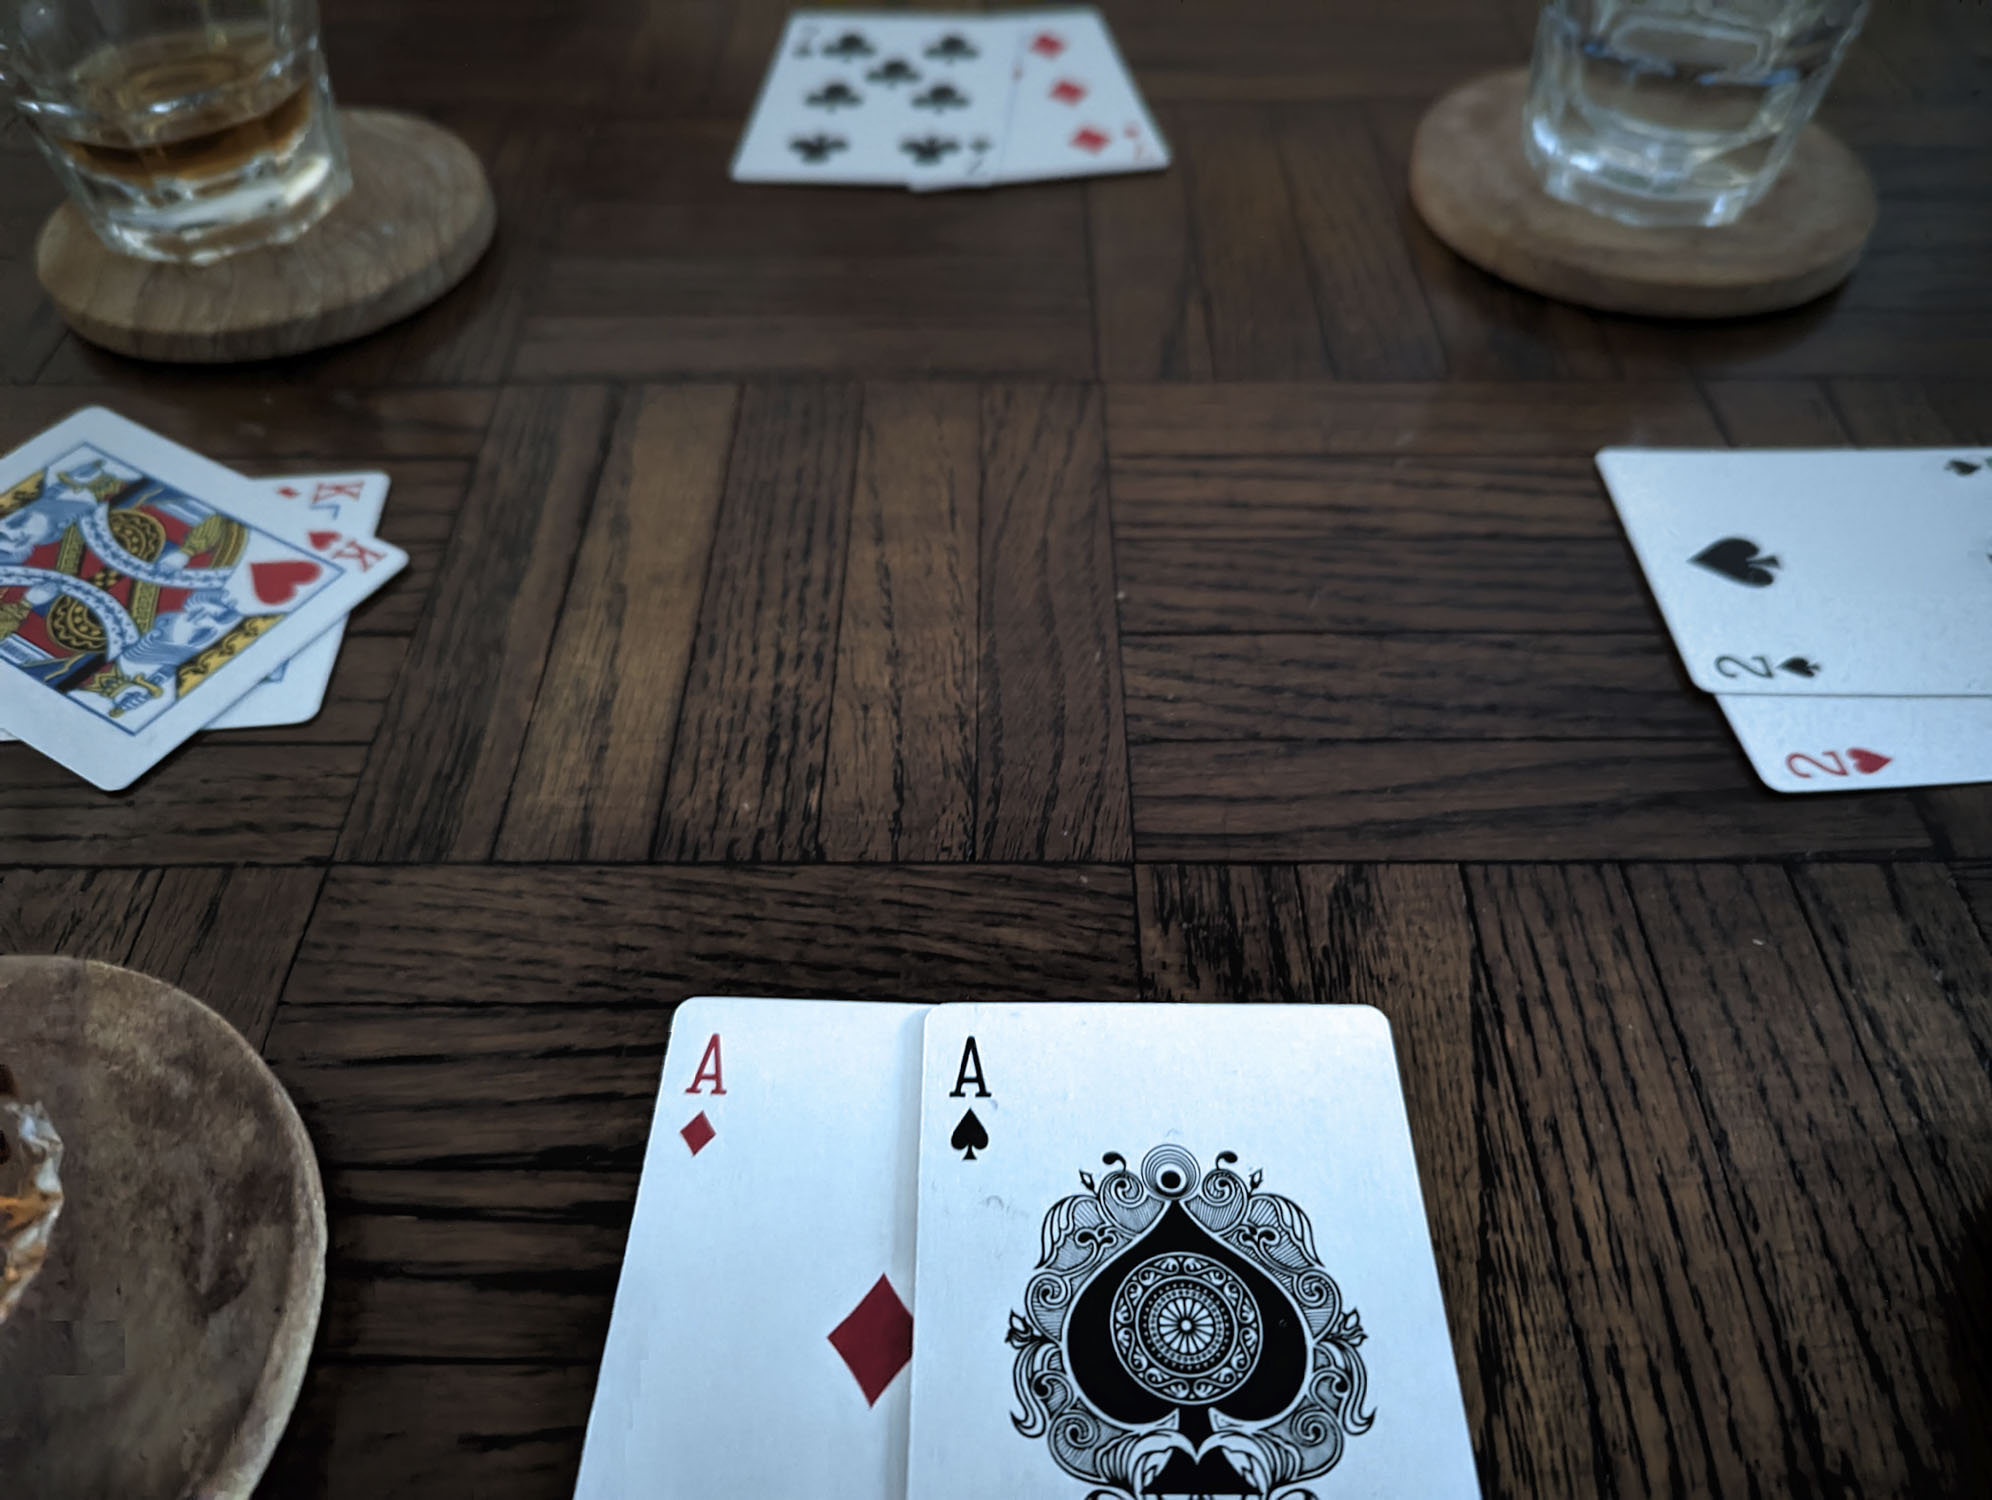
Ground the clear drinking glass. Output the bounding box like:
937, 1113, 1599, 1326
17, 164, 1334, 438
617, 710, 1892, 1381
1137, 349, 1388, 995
0, 1066, 64, 1325
0, 0, 350, 263
1525, 0, 1869, 227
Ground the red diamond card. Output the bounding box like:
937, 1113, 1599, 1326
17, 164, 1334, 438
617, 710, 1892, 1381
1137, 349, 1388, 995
997, 8, 1170, 184
574, 998, 928, 1500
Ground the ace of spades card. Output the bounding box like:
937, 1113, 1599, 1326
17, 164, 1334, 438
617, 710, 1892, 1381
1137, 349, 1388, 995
574, 998, 928, 1500
908, 1003, 1479, 1499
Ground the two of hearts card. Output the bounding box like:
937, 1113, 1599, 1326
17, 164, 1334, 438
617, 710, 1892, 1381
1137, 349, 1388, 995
733, 9, 1168, 190
573, 997, 1481, 1499
1599, 447, 1992, 794
0, 408, 404, 789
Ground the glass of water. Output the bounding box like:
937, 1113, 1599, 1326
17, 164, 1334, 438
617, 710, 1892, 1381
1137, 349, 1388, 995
0, 1066, 64, 1326
1525, 0, 1869, 227
0, 0, 351, 263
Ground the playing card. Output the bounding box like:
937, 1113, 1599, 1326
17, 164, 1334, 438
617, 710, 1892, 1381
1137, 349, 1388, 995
1720, 692, 1992, 793
997, 8, 1169, 184
1597, 447, 1992, 697
574, 997, 928, 1500
0, 409, 406, 790
208, 472, 388, 730
0, 472, 389, 740
908, 1003, 1479, 1499
732, 12, 1015, 189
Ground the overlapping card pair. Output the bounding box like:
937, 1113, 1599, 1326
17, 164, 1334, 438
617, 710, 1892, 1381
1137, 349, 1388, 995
1600, 446, 1992, 793
733, 9, 1168, 191
574, 997, 1480, 1499
0, 408, 405, 789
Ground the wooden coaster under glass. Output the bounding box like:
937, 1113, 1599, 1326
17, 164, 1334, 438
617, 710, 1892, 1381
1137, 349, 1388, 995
36, 108, 495, 362
1409, 69, 1876, 320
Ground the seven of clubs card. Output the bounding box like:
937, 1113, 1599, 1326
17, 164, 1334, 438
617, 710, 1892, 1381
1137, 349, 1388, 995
574, 999, 928, 1500
0, 408, 404, 789
732, 9, 1168, 189
908, 1003, 1480, 1499
733, 12, 1016, 187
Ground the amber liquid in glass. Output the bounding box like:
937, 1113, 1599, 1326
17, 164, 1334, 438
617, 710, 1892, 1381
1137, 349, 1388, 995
55, 29, 315, 185
29, 23, 347, 261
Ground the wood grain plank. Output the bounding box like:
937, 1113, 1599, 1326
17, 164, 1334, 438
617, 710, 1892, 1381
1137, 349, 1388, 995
655, 384, 857, 861
0, 869, 157, 957
121, 867, 322, 1047
340, 386, 615, 862
977, 385, 1131, 860
281, 865, 1136, 1013
1115, 531, 1655, 634
514, 313, 1098, 382
1791, 863, 1992, 1241
1131, 739, 1934, 860
1123, 633, 1715, 741
0, 387, 494, 459
1111, 454, 1618, 540
1700, 380, 1851, 446
514, 159, 1093, 380
0, 745, 364, 864
820, 384, 979, 861
1279, 103, 1447, 379
267, 865, 1137, 1166
1614, 309, 1992, 381
496, 385, 736, 861
1135, 864, 1317, 1004
1296, 865, 1591, 1495
1100, 0, 1520, 103
1176, 105, 1330, 379
1954, 860, 1992, 947
259, 1365, 594, 1500
267, 1001, 666, 1170
1108, 382, 1723, 457
1626, 864, 1987, 1494
313, 1167, 636, 1363
1467, 864, 1816, 1497
1824, 378, 1992, 445
1088, 152, 1216, 381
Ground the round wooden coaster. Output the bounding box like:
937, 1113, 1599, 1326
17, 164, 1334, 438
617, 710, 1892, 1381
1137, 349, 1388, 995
36, 108, 495, 362
0, 957, 325, 1500
1409, 69, 1876, 319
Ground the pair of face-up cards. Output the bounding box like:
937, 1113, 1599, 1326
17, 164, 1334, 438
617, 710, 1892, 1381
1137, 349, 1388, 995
0, 408, 405, 789
1599, 447, 1992, 794
574, 998, 1480, 1499
732, 9, 1168, 191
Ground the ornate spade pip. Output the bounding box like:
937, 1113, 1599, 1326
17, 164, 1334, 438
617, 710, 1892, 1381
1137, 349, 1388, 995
1008, 1146, 1373, 1498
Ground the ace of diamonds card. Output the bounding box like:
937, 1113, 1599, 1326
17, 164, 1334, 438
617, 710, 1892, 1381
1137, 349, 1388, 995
574, 998, 927, 1500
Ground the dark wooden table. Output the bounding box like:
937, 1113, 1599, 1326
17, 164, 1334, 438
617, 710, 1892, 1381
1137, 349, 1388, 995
4, 2, 1990, 1495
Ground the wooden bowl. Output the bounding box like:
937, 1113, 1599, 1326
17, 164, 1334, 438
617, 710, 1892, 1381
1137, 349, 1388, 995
0, 957, 325, 1499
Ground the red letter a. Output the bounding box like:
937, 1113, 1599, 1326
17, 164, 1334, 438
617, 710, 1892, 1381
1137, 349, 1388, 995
686, 1033, 726, 1095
